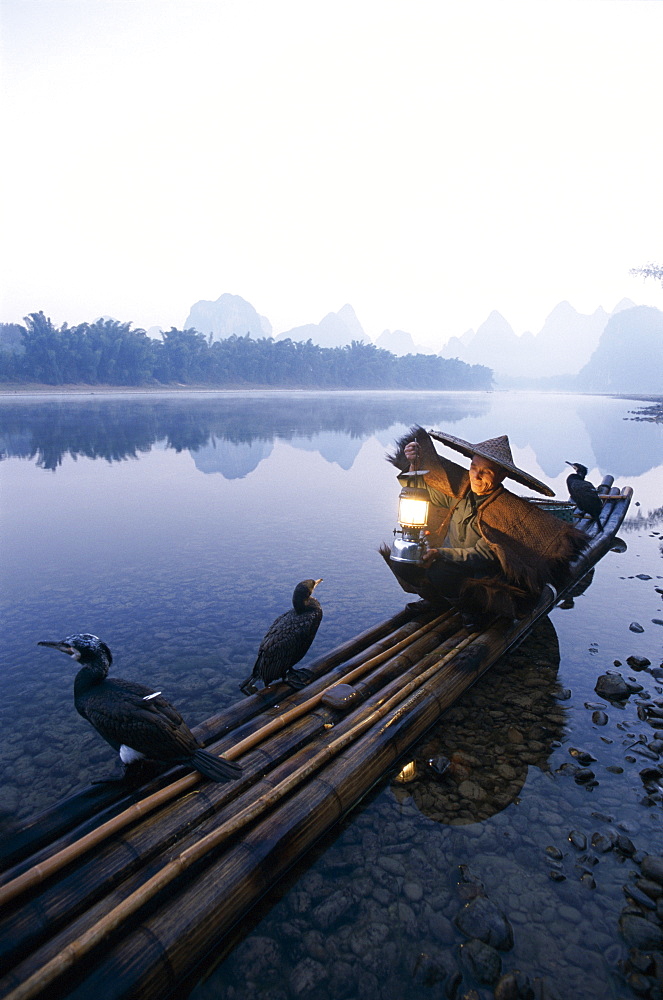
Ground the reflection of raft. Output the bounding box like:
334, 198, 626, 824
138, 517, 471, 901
0, 479, 631, 1000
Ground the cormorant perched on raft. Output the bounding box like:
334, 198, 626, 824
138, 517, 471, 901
565, 462, 603, 531
240, 579, 323, 696
38, 634, 242, 782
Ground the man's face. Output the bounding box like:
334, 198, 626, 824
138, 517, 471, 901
469, 455, 505, 495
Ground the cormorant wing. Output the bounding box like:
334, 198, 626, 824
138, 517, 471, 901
79, 679, 198, 760
253, 607, 321, 681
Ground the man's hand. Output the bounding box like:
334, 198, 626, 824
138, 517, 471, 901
421, 546, 439, 567
404, 441, 421, 469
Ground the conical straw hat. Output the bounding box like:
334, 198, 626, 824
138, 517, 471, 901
428, 430, 555, 497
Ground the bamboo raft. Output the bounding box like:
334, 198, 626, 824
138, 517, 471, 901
0, 478, 632, 1000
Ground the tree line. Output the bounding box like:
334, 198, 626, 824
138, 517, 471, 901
0, 312, 492, 389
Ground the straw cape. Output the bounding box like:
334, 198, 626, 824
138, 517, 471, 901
382, 426, 589, 617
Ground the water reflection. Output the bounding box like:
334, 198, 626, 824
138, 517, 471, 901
621, 505, 663, 532
391, 617, 565, 825
0, 393, 489, 473
1, 392, 661, 482
556, 567, 596, 609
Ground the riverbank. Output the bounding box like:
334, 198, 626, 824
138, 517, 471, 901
0, 382, 308, 395
1, 382, 662, 409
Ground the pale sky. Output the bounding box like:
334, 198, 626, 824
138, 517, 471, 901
1, 0, 662, 349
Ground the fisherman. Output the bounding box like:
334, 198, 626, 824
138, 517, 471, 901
382, 426, 588, 620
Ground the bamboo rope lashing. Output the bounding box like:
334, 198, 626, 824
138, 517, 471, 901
0, 611, 451, 907
2, 628, 479, 1000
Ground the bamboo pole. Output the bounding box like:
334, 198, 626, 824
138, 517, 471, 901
0, 617, 462, 973
0, 628, 480, 1000
0, 624, 470, 989
0, 604, 434, 874
192, 602, 437, 741
37, 631, 529, 1000
115, 632, 538, 1000
0, 612, 451, 907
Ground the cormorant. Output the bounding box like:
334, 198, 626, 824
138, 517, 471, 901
565, 462, 603, 531
240, 579, 323, 696
38, 634, 242, 782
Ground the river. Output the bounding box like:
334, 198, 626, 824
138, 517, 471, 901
0, 390, 661, 999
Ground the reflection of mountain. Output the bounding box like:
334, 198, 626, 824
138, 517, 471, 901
2, 391, 655, 482
450, 392, 595, 480
0, 393, 491, 474
191, 437, 273, 478
392, 616, 564, 825
575, 396, 663, 478
290, 432, 364, 470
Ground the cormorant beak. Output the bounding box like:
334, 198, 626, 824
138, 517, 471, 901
565, 461, 574, 468
38, 640, 75, 655
313, 578, 323, 588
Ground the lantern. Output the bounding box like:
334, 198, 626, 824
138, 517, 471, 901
390, 469, 430, 564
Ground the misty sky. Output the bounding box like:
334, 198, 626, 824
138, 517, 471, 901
1, 0, 662, 349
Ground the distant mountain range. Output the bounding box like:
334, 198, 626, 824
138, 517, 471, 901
576, 305, 663, 394
182, 293, 663, 393
275, 303, 366, 349
442, 301, 625, 381
184, 293, 272, 341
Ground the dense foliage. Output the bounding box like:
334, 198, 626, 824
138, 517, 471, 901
0, 312, 492, 389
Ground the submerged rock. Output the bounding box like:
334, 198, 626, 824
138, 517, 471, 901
232, 935, 282, 976
569, 747, 597, 765
595, 672, 631, 700
289, 956, 328, 996
568, 830, 587, 850
411, 951, 447, 987
574, 768, 596, 784
459, 937, 502, 984
627, 655, 652, 669
641, 854, 663, 885
311, 889, 353, 930
494, 970, 563, 1000
619, 913, 663, 950
454, 895, 514, 951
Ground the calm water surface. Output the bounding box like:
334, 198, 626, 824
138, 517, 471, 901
1, 390, 661, 1000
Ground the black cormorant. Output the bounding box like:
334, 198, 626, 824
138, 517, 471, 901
239, 579, 323, 695
565, 462, 603, 531
38, 634, 242, 782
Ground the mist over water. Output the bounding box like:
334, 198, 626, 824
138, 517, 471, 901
0, 390, 661, 999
